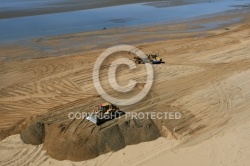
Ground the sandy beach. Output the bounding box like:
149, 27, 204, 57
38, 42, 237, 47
0, 1, 250, 166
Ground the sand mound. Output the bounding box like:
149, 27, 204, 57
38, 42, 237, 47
20, 120, 45, 145
21, 115, 162, 161
46, 118, 161, 161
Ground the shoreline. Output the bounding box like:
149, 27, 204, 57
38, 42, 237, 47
0, 0, 233, 19
1, 1, 249, 44
0, 8, 249, 61
0, 0, 160, 19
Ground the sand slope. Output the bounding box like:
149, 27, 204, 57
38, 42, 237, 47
140, 120, 250, 166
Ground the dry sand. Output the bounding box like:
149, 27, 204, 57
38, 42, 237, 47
1, 10, 250, 166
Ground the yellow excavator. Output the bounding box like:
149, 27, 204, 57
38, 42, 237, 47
86, 102, 121, 125
134, 54, 163, 64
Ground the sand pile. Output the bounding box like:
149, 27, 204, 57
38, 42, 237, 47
21, 115, 162, 161
19, 96, 197, 162
21, 120, 45, 145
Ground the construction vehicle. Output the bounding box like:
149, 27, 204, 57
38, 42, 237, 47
133, 54, 163, 64
86, 102, 122, 125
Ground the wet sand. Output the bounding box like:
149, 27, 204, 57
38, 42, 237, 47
3, 0, 248, 42
1, 0, 242, 19
0, 0, 159, 19
0, 8, 248, 61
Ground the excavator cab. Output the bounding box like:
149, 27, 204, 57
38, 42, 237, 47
87, 102, 120, 125
99, 102, 111, 114
149, 54, 158, 59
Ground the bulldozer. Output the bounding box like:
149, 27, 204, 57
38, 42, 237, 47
133, 54, 163, 64
86, 102, 122, 125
